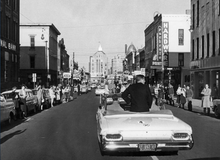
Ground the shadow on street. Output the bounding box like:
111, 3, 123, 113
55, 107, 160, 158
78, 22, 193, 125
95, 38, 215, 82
1, 129, 27, 144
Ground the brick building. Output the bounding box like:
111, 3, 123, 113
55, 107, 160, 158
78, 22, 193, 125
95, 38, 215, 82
1, 0, 20, 91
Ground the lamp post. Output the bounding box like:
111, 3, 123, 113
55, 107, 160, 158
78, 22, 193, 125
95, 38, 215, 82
41, 28, 49, 87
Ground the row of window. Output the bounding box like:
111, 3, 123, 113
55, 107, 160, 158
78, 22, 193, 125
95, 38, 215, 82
192, 0, 220, 29
192, 29, 220, 60
4, 0, 18, 11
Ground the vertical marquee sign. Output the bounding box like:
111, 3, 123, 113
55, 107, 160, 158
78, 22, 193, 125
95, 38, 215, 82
162, 22, 169, 67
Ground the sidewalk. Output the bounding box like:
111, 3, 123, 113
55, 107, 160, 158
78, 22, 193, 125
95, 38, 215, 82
173, 98, 214, 114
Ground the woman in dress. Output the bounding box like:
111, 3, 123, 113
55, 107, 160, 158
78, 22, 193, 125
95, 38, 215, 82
201, 84, 212, 115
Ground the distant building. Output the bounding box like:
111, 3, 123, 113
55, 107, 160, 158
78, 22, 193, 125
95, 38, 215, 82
145, 13, 191, 90
190, 0, 220, 98
1, 0, 20, 91
125, 43, 137, 74
111, 54, 124, 75
89, 44, 108, 82
20, 24, 61, 88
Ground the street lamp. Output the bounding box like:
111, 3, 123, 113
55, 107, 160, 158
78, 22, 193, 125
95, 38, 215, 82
41, 28, 49, 87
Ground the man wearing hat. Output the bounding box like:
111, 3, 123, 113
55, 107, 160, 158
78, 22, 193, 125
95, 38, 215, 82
121, 74, 153, 112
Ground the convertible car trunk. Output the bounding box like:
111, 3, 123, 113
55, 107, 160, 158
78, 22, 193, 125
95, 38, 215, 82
104, 112, 190, 140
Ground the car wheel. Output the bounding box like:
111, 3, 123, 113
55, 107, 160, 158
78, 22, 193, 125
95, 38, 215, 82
214, 106, 220, 118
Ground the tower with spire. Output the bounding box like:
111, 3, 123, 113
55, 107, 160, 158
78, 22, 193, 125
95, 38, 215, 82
89, 43, 108, 82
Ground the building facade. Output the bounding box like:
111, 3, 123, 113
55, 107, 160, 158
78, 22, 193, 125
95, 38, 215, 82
89, 44, 108, 82
145, 13, 191, 91
20, 24, 61, 88
1, 0, 20, 91
190, 0, 220, 98
111, 54, 124, 75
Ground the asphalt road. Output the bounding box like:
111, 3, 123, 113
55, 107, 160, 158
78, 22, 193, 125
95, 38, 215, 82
1, 90, 220, 160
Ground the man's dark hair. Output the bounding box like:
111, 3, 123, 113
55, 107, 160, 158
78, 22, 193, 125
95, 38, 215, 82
136, 75, 145, 82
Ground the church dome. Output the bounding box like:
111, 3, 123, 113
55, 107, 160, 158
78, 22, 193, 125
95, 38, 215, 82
127, 43, 136, 55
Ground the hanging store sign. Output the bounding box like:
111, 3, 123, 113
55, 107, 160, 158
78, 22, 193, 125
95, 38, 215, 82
152, 25, 162, 66
63, 72, 71, 79
162, 22, 169, 66
0, 38, 17, 51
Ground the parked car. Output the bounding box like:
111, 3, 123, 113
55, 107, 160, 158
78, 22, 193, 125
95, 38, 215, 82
212, 99, 220, 118
0, 94, 16, 124
96, 94, 194, 155
2, 89, 38, 117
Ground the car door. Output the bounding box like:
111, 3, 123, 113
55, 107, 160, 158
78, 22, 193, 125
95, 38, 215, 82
1, 102, 7, 122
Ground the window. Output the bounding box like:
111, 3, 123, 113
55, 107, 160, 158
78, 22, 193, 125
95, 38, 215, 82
207, 33, 210, 57
178, 29, 184, 45
6, 16, 10, 39
193, 4, 195, 29
219, 29, 220, 55
178, 53, 184, 66
30, 36, 35, 48
197, 37, 199, 59
13, 0, 17, 11
202, 35, 204, 58
197, 0, 199, 27
30, 56, 35, 69
192, 39, 195, 60
213, 31, 216, 56
12, 54, 14, 62
5, 0, 9, 5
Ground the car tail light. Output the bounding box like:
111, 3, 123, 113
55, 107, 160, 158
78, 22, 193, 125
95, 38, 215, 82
105, 134, 122, 141
173, 133, 189, 139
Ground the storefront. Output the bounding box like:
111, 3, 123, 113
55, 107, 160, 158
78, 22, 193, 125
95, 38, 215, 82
190, 56, 220, 99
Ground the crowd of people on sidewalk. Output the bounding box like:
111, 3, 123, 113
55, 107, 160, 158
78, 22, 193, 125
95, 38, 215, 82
7, 82, 89, 120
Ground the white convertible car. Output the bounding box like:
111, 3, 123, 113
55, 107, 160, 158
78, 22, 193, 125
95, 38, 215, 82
96, 94, 194, 155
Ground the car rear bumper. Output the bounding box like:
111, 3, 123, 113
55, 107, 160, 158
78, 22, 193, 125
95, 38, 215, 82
101, 139, 194, 152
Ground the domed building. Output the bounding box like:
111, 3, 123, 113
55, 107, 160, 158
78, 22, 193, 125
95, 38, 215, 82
125, 43, 137, 73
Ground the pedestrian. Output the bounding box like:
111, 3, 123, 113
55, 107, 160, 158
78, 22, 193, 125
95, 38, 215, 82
62, 86, 67, 103
49, 85, 55, 107
36, 85, 43, 111
180, 87, 186, 109
18, 84, 27, 118
154, 83, 160, 106
201, 84, 212, 115
77, 83, 81, 96
185, 85, 193, 111
212, 84, 219, 100
168, 84, 174, 106
11, 86, 19, 119
176, 85, 182, 107
55, 86, 61, 104
121, 74, 153, 112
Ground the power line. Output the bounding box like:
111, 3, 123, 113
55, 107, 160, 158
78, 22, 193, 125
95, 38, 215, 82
59, 21, 149, 29
20, 13, 36, 23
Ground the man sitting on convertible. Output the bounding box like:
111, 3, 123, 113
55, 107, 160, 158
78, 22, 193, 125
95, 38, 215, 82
121, 74, 153, 112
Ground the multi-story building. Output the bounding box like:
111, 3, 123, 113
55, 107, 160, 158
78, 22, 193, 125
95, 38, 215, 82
145, 13, 191, 91
89, 44, 108, 82
1, 0, 20, 91
20, 24, 61, 88
111, 54, 124, 75
190, 0, 220, 98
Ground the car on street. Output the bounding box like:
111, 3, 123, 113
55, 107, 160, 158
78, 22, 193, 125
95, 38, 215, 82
81, 85, 88, 94
2, 89, 39, 117
91, 83, 97, 89
95, 86, 107, 96
96, 94, 194, 155
212, 99, 220, 118
0, 94, 16, 124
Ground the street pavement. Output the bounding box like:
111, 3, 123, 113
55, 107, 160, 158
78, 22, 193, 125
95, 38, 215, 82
1, 90, 220, 160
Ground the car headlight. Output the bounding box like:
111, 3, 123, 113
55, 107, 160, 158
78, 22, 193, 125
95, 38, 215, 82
172, 133, 189, 140
104, 134, 123, 142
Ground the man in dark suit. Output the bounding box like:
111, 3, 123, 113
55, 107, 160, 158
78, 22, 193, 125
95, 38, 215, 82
121, 74, 153, 112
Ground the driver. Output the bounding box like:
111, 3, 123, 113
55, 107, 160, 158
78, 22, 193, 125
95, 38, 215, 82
121, 74, 153, 112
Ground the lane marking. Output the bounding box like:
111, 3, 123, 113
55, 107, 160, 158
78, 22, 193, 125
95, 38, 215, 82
151, 156, 159, 160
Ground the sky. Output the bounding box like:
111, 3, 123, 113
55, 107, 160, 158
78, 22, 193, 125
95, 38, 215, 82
20, 0, 190, 71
